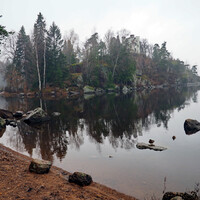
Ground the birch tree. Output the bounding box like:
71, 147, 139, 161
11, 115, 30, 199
33, 12, 46, 92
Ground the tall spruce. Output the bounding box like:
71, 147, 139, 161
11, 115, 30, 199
46, 22, 66, 86
13, 26, 35, 90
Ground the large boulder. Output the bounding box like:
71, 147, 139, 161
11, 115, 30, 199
83, 85, 95, 94
162, 192, 198, 200
0, 109, 13, 119
23, 107, 50, 124
69, 172, 93, 186
136, 142, 167, 151
29, 159, 52, 174
0, 117, 6, 130
184, 119, 200, 135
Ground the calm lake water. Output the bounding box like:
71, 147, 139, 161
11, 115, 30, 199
1, 87, 200, 199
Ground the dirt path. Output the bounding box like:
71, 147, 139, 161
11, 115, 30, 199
0, 144, 137, 200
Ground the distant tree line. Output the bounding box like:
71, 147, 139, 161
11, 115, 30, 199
0, 13, 199, 92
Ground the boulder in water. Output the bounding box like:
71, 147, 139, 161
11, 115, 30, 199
23, 107, 50, 124
184, 119, 200, 135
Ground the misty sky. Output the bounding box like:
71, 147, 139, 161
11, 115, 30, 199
1, 0, 200, 71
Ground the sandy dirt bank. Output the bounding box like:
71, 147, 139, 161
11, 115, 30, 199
0, 144, 137, 200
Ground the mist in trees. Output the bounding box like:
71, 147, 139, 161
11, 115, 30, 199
0, 12, 199, 93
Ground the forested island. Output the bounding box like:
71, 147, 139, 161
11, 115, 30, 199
0, 13, 199, 96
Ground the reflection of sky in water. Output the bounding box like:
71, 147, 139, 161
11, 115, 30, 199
0, 88, 200, 199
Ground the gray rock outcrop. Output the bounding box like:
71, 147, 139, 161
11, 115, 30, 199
23, 107, 50, 124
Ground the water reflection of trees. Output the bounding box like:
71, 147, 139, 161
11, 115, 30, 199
3, 87, 199, 160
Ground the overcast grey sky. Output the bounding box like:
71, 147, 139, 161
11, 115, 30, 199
1, 0, 200, 71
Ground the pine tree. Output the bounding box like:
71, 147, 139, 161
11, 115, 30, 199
13, 26, 26, 73
13, 26, 36, 90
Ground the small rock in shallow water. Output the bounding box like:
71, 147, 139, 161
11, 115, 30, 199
29, 159, 52, 174
136, 142, 167, 151
69, 172, 93, 186
149, 139, 155, 145
172, 136, 176, 140
109, 155, 113, 158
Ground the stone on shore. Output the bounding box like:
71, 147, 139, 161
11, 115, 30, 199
184, 119, 200, 135
162, 191, 198, 200
29, 159, 52, 174
23, 107, 50, 124
69, 172, 93, 186
0, 109, 13, 119
136, 142, 167, 151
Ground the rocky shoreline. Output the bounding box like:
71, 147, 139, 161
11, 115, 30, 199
1, 82, 197, 99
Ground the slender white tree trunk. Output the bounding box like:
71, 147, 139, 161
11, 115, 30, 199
43, 37, 46, 89
35, 45, 42, 92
